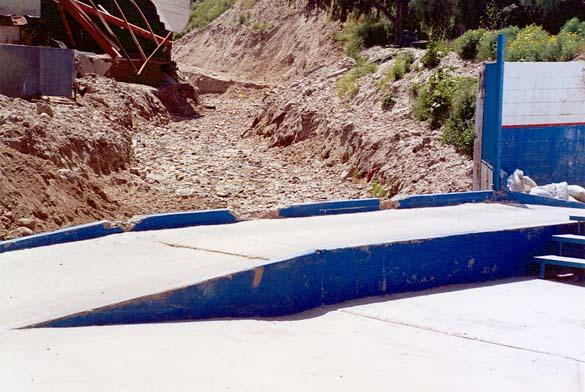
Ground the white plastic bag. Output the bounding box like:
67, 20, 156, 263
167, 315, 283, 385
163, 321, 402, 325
531, 182, 569, 200
568, 185, 585, 202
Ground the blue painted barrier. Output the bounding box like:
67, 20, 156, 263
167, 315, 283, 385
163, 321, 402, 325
33, 222, 573, 328
0, 221, 123, 254
0, 209, 239, 254
395, 191, 495, 209
131, 209, 238, 232
279, 199, 380, 218
506, 192, 585, 209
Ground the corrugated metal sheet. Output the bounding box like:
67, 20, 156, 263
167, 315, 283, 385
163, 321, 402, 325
151, 0, 190, 32
0, 44, 74, 98
0, 0, 40, 17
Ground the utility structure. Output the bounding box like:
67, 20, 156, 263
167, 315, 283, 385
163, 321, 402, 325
0, 0, 189, 90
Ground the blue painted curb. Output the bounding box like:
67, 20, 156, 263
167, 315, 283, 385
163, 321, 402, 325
395, 191, 495, 209
0, 209, 239, 254
30, 222, 575, 328
131, 209, 238, 232
279, 199, 381, 218
0, 221, 124, 254
506, 191, 585, 209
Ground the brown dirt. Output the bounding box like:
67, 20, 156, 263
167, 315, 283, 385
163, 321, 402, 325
174, 0, 343, 83
0, 0, 478, 240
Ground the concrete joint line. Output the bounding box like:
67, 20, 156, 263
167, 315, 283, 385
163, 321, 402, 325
339, 310, 584, 364
158, 241, 269, 261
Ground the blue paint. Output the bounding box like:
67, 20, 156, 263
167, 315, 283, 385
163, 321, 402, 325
279, 199, 380, 218
493, 34, 507, 191
0, 221, 123, 253
395, 191, 495, 209
500, 124, 585, 186
506, 191, 585, 209
33, 223, 573, 328
481, 63, 499, 168
131, 209, 238, 232
0, 209, 238, 254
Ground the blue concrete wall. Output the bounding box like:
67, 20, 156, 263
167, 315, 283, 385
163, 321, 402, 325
33, 223, 574, 328
500, 124, 585, 186
395, 191, 494, 209
0, 221, 123, 254
0, 209, 238, 254
279, 199, 380, 218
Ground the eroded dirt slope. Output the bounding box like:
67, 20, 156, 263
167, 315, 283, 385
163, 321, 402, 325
174, 0, 343, 83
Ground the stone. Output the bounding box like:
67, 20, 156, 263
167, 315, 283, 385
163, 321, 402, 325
17, 217, 37, 230
36, 102, 54, 118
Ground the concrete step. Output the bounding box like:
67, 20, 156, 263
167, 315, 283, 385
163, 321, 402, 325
552, 234, 585, 246
532, 255, 585, 278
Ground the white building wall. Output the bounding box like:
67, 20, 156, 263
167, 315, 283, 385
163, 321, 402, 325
502, 62, 585, 127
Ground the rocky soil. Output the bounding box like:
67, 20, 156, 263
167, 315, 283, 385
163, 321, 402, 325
0, 0, 479, 240
250, 48, 478, 198
174, 0, 343, 83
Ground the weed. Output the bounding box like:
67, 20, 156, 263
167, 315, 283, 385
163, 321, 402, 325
335, 57, 377, 100
454, 28, 487, 59
370, 180, 389, 198
381, 93, 396, 111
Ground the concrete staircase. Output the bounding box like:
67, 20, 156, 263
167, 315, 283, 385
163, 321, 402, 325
533, 216, 585, 278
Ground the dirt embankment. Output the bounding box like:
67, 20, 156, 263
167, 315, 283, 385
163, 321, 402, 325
174, 0, 343, 83
249, 48, 477, 198
0, 76, 175, 239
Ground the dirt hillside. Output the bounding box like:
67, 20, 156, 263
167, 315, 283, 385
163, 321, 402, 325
1, 0, 477, 240
174, 0, 343, 83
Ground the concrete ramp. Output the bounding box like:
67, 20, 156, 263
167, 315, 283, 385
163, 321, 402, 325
1, 203, 583, 329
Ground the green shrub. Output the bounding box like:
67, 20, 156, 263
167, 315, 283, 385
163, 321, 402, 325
412, 69, 478, 155
506, 25, 556, 62
477, 26, 520, 60
335, 57, 377, 100
561, 17, 585, 37
336, 13, 394, 58
378, 51, 415, 88
412, 68, 456, 128
420, 41, 441, 69
250, 21, 274, 32
177, 0, 237, 38
370, 180, 389, 198
554, 31, 585, 61
442, 78, 478, 156
381, 93, 396, 110
454, 28, 487, 59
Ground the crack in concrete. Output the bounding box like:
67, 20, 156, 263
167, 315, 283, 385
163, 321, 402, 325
339, 309, 584, 364
158, 241, 269, 261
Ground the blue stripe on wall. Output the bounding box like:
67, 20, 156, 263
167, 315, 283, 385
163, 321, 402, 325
32, 223, 573, 328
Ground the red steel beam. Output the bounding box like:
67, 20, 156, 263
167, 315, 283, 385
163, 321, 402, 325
72, 0, 171, 47
57, 0, 120, 59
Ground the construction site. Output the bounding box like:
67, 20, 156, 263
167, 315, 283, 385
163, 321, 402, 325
0, 0, 584, 390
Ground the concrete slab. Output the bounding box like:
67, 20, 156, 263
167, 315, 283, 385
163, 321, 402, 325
1, 203, 583, 330
0, 236, 266, 330
0, 279, 582, 392
131, 203, 585, 259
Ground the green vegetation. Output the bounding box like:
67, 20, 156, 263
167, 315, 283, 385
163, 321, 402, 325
412, 69, 477, 156
250, 21, 274, 32
378, 51, 414, 88
420, 41, 441, 68
177, 0, 236, 38
370, 180, 389, 198
336, 13, 395, 58
454, 28, 487, 59
476, 26, 520, 60
381, 92, 396, 110
335, 57, 377, 100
